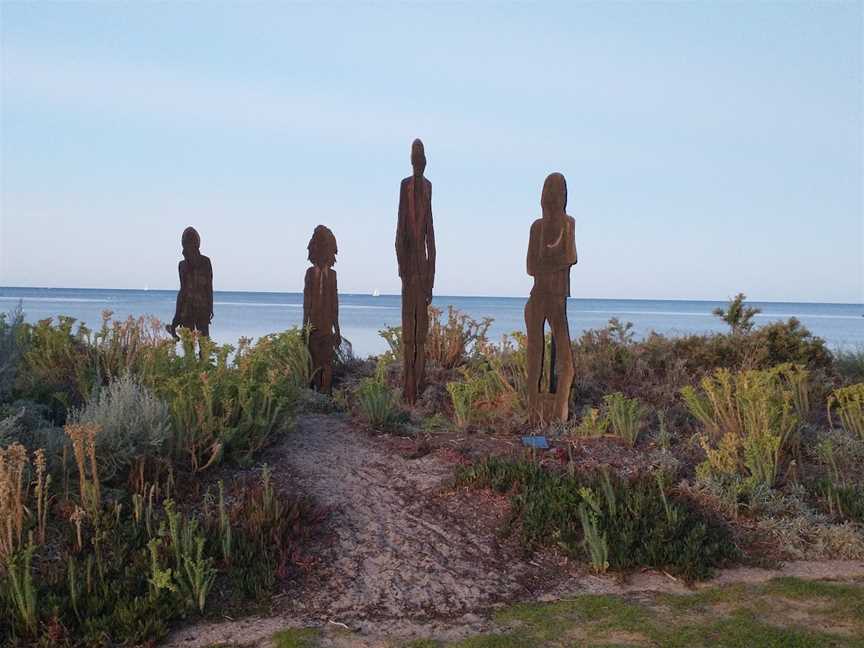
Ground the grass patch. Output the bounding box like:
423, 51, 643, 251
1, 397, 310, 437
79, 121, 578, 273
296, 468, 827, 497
402, 578, 864, 647
272, 627, 321, 648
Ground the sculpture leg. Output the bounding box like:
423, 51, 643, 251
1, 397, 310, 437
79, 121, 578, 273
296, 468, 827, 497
308, 333, 330, 393
415, 291, 429, 398
524, 296, 546, 424
547, 298, 574, 422
401, 279, 418, 404
311, 333, 334, 394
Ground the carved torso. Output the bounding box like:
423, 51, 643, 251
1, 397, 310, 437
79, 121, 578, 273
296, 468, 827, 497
178, 255, 213, 322
526, 215, 577, 298
397, 176, 434, 279
304, 266, 338, 336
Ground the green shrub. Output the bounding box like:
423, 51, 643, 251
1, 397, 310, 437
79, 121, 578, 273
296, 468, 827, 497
458, 458, 737, 581
0, 304, 26, 403
712, 293, 761, 334
16, 316, 96, 419
155, 328, 304, 471
380, 305, 492, 369
603, 392, 644, 446
682, 367, 798, 488
828, 383, 864, 441
71, 375, 171, 481
486, 332, 530, 414
357, 378, 400, 429
833, 346, 864, 383
573, 406, 609, 437
426, 305, 493, 369
446, 363, 509, 428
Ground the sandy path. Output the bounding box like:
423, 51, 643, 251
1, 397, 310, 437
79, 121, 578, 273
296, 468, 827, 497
165, 414, 864, 647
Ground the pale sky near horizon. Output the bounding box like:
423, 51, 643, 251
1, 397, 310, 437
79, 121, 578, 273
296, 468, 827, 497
1, 2, 862, 303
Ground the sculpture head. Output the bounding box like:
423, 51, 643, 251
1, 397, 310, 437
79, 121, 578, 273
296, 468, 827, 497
411, 138, 426, 177
541, 173, 567, 216
308, 225, 338, 269
181, 226, 201, 261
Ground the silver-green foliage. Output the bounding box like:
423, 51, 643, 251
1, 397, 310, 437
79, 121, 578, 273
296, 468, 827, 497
72, 374, 171, 480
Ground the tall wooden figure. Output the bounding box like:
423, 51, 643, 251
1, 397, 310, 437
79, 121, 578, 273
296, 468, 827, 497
303, 225, 341, 394
396, 138, 436, 404
166, 226, 213, 341
525, 173, 577, 423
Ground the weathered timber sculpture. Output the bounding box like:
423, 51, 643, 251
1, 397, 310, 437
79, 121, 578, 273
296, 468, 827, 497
166, 226, 213, 341
396, 138, 436, 404
303, 225, 341, 394
525, 173, 577, 423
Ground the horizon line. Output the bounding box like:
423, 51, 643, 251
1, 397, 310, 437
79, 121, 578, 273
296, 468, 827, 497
1, 285, 861, 307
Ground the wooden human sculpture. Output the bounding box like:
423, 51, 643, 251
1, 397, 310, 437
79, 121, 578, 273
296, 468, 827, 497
525, 173, 577, 423
303, 225, 341, 394
395, 138, 436, 404
166, 226, 213, 340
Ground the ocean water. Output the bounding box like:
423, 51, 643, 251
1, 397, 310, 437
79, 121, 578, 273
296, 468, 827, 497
1, 287, 861, 357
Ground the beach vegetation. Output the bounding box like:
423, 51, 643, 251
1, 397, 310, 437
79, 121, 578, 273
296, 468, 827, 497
457, 458, 737, 582
712, 292, 761, 334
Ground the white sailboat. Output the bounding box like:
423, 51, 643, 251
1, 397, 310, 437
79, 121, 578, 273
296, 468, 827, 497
372, 289, 380, 297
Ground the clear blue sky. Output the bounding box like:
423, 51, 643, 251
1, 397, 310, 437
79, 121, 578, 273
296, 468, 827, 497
1, 2, 861, 302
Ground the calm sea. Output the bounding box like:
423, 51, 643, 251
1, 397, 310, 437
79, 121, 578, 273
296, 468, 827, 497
1, 287, 861, 357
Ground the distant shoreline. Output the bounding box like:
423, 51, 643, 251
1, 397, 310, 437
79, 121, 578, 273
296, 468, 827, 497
1, 286, 861, 307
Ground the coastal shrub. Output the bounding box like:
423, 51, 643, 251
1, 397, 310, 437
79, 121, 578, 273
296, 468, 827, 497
827, 383, 864, 441
0, 401, 65, 471
682, 367, 798, 488
446, 362, 510, 428
813, 438, 864, 523
457, 458, 737, 581
833, 346, 864, 383
378, 325, 402, 363
379, 305, 492, 369
356, 379, 401, 429
90, 310, 175, 384
16, 316, 95, 419
712, 293, 761, 334
486, 332, 530, 414
0, 305, 26, 403
153, 328, 305, 471
71, 375, 171, 482
573, 406, 609, 437
356, 360, 402, 430
570, 316, 831, 424
0, 455, 319, 645
13, 312, 176, 422
603, 392, 645, 446
425, 305, 493, 369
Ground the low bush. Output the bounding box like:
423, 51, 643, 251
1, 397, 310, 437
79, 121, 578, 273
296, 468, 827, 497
0, 305, 26, 403
425, 305, 492, 369
603, 392, 644, 446
379, 305, 493, 369
446, 362, 512, 428
0, 449, 318, 645
682, 367, 799, 488
71, 375, 171, 482
833, 346, 864, 383
457, 458, 737, 581
827, 383, 864, 441
356, 362, 403, 430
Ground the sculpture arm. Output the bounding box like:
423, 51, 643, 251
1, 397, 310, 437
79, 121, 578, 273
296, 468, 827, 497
332, 271, 341, 344
526, 221, 539, 277
425, 181, 435, 300
302, 268, 313, 333
564, 216, 577, 266
206, 258, 214, 322
395, 181, 407, 277
171, 261, 185, 326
